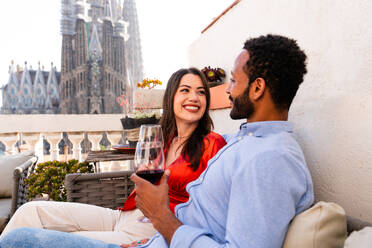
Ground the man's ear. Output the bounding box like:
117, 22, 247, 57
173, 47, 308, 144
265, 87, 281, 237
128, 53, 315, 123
250, 77, 266, 100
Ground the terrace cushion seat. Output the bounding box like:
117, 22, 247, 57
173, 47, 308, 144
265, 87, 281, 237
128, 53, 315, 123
0, 199, 12, 230
344, 227, 372, 247
0, 151, 38, 232
283, 201, 347, 248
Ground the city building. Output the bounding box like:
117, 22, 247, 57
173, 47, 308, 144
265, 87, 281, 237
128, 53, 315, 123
0, 62, 60, 114
1, 0, 143, 115
60, 0, 143, 114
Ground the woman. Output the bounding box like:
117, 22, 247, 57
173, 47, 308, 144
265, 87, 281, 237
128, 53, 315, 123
0, 68, 226, 246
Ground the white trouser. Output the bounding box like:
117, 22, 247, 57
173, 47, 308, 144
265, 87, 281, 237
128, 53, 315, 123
1, 201, 157, 245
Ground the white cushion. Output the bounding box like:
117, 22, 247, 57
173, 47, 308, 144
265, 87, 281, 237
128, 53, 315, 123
283, 201, 347, 248
344, 227, 372, 248
0, 150, 35, 198
0, 198, 12, 231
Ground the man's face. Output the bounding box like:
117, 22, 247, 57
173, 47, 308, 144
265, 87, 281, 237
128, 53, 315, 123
226, 50, 255, 120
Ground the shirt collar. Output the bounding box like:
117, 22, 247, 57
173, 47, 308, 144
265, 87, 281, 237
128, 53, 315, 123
238, 121, 293, 137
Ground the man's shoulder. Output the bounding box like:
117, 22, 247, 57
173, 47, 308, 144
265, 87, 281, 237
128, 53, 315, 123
222, 132, 238, 143
222, 132, 307, 172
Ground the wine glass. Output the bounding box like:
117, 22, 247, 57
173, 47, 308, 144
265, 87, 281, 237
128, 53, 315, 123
134, 125, 165, 223
134, 124, 165, 184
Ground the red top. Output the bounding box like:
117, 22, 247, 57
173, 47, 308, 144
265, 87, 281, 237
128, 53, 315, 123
119, 131, 226, 213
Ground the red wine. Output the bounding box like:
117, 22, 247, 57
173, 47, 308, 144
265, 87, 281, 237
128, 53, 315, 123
136, 169, 164, 184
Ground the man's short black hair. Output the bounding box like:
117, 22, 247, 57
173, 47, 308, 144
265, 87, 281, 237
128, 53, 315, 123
243, 34, 307, 110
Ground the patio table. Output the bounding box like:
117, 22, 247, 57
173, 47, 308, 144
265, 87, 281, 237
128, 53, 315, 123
85, 150, 134, 172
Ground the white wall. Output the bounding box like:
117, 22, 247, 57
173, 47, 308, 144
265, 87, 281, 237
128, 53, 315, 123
210, 109, 242, 135
188, 0, 372, 222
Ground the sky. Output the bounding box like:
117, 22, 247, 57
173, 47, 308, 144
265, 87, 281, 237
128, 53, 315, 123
0, 0, 233, 106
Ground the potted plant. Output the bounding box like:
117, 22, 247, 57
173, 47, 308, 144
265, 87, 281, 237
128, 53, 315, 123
201, 66, 226, 88
25, 160, 93, 201
117, 78, 163, 146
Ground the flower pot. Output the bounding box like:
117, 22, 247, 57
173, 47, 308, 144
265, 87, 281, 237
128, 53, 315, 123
120, 116, 160, 130
208, 81, 224, 88
209, 83, 230, 110
120, 116, 160, 147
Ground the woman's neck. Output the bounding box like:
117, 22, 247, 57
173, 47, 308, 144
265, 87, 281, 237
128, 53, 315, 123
175, 121, 198, 140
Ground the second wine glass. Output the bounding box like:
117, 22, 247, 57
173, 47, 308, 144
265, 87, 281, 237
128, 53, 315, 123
133, 124, 165, 223
134, 124, 165, 184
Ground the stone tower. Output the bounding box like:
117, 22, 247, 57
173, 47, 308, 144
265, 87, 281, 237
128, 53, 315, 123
123, 0, 143, 85
60, 0, 138, 114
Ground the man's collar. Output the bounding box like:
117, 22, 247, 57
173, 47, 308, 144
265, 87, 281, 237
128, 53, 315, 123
239, 121, 293, 137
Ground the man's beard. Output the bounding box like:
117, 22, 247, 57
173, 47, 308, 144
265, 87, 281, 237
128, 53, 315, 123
229, 86, 255, 120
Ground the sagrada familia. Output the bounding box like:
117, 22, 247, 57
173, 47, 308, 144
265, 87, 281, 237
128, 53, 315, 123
0, 0, 143, 114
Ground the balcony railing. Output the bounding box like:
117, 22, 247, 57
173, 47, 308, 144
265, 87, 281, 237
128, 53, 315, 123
0, 109, 240, 164
0, 114, 130, 170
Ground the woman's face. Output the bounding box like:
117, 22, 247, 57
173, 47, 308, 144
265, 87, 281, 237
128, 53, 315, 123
173, 73, 207, 126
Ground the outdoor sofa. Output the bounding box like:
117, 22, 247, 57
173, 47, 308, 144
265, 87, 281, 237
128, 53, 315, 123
0, 151, 38, 232
65, 170, 372, 247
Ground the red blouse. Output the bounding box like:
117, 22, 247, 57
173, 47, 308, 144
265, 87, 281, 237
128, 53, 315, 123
119, 131, 226, 213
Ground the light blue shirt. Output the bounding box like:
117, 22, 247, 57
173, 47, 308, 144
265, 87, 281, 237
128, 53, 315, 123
144, 121, 314, 248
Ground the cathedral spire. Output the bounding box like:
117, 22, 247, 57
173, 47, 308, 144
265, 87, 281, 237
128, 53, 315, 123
8, 60, 15, 74
110, 0, 122, 23
60, 0, 76, 35
74, 0, 86, 20
88, 23, 103, 60
123, 0, 144, 84
31, 61, 47, 111
1, 61, 19, 113
104, 0, 113, 21
17, 61, 33, 112
45, 63, 60, 114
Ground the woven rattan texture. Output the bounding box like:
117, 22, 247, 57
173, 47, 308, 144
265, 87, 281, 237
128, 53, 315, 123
65, 171, 135, 209
11, 156, 38, 216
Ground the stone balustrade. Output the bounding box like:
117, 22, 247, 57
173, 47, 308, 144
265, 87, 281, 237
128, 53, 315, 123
0, 114, 126, 163
0, 110, 241, 163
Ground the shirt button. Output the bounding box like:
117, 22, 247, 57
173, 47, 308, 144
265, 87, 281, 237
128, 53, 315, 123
248, 132, 253, 136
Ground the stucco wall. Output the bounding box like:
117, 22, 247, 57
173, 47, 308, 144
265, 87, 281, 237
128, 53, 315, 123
210, 109, 242, 135
188, 0, 372, 221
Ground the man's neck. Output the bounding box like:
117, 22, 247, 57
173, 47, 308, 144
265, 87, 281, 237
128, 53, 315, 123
246, 110, 288, 123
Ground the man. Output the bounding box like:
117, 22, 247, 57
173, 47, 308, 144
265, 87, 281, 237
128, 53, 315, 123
128, 34, 314, 247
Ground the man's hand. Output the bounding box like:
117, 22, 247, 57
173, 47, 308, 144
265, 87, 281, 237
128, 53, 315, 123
131, 169, 170, 222
131, 170, 182, 244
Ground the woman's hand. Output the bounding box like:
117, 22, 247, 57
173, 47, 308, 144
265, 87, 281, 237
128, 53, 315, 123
120, 238, 149, 247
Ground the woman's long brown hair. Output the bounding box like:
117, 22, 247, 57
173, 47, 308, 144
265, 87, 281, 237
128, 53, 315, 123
160, 68, 213, 171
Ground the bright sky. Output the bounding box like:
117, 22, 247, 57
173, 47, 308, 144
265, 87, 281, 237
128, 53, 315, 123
0, 0, 233, 106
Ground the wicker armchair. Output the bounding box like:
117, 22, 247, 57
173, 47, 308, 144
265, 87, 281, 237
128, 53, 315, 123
10, 156, 38, 217
65, 170, 135, 209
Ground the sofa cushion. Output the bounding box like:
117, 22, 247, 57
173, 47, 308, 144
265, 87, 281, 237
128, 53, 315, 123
283, 201, 347, 248
0, 198, 12, 231
344, 227, 372, 248
0, 150, 35, 198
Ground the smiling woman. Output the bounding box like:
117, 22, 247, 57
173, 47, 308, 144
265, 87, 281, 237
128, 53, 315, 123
173, 73, 207, 127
